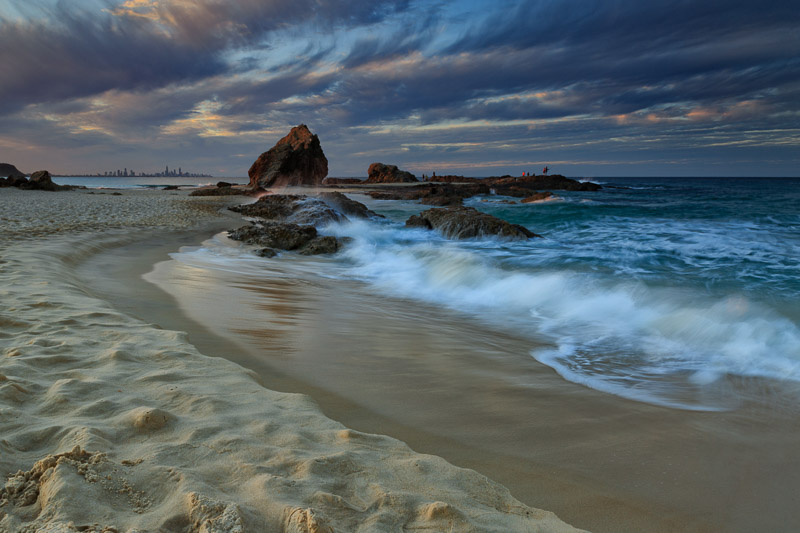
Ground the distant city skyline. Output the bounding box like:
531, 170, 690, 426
92, 165, 211, 178
1, 1, 798, 177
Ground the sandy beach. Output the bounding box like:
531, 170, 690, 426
0, 187, 582, 532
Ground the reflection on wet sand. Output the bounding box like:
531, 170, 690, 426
136, 241, 800, 533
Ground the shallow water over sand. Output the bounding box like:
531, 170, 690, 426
137, 232, 800, 533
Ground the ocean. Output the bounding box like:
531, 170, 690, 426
51, 175, 249, 189
161, 176, 800, 412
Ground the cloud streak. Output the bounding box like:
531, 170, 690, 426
0, 0, 798, 176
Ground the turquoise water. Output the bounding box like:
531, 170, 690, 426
171, 177, 800, 410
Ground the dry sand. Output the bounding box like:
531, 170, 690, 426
0, 188, 582, 532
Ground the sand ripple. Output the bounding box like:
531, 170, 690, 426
0, 189, 580, 532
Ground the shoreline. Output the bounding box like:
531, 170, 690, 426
4, 187, 800, 532
0, 188, 581, 531
126, 191, 800, 533
78, 201, 800, 532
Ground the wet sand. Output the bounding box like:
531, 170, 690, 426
77, 226, 800, 533
1, 189, 581, 532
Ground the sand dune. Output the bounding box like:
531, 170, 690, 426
0, 189, 581, 532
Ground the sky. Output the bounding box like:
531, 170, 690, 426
0, 0, 798, 178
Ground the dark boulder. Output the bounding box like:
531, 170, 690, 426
406, 207, 541, 240
0, 163, 25, 180
298, 236, 341, 255
0, 175, 28, 188
365, 163, 418, 183
248, 124, 328, 189
486, 174, 600, 191
228, 222, 343, 256
17, 170, 74, 191
216, 181, 233, 188
229, 222, 317, 250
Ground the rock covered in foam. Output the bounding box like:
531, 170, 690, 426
231, 192, 381, 226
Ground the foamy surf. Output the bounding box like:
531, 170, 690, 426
170, 200, 800, 412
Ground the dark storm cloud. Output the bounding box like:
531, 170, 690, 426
0, 0, 409, 114
321, 0, 800, 127
2, 0, 797, 176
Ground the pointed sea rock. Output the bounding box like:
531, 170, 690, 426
248, 124, 328, 189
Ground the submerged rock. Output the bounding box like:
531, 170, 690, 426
365, 163, 418, 183
406, 207, 540, 240
248, 124, 328, 189
521, 192, 555, 203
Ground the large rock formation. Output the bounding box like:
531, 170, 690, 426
248, 125, 328, 189
406, 207, 541, 240
365, 163, 418, 184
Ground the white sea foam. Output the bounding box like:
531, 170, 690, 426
171, 218, 800, 410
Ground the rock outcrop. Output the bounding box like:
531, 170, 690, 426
228, 222, 342, 256
406, 207, 541, 240
14, 170, 76, 192
0, 174, 28, 188
365, 163, 418, 184
0, 163, 25, 180
486, 174, 600, 191
248, 125, 328, 189
231, 193, 381, 226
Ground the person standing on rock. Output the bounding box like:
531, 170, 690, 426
543, 166, 549, 175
